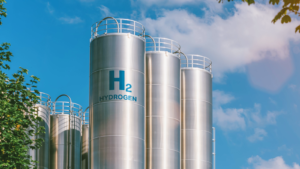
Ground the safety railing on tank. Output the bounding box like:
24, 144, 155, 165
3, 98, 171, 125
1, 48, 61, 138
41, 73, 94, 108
51, 101, 83, 118
91, 17, 145, 41
146, 37, 181, 55
180, 54, 212, 73
37, 92, 51, 107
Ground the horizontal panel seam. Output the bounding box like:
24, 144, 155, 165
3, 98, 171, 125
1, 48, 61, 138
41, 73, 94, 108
146, 148, 180, 153
146, 84, 180, 90
181, 99, 212, 105
93, 135, 144, 141
93, 101, 144, 108
181, 129, 212, 134
181, 159, 212, 164
146, 116, 180, 122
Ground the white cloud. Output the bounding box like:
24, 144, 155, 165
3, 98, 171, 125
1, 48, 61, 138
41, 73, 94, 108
214, 107, 246, 130
248, 156, 300, 169
289, 84, 297, 91
247, 128, 267, 142
213, 91, 281, 133
213, 90, 234, 106
46, 2, 54, 14
98, 5, 113, 17
140, 3, 300, 79
59, 16, 83, 24
278, 145, 293, 156
132, 0, 223, 12
269, 97, 276, 105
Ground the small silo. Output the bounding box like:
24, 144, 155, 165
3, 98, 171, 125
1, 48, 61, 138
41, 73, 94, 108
50, 101, 82, 169
145, 37, 181, 169
28, 92, 51, 169
180, 54, 213, 169
81, 107, 89, 169
89, 17, 146, 169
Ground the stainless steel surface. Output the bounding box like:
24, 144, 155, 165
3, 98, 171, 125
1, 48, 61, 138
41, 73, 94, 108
28, 92, 51, 169
81, 124, 89, 169
181, 55, 213, 169
50, 101, 82, 169
90, 18, 145, 169
145, 37, 181, 169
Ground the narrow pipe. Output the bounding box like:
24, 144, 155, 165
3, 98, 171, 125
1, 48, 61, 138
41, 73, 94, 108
174, 51, 188, 67
83, 107, 89, 124
213, 127, 216, 169
54, 94, 72, 169
96, 17, 119, 34
144, 35, 156, 51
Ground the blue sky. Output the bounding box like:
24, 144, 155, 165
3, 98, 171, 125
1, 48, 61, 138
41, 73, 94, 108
1, 0, 300, 168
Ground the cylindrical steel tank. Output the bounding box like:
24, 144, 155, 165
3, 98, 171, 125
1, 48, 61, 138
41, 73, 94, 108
50, 101, 82, 169
145, 37, 181, 169
89, 17, 146, 169
81, 108, 89, 169
28, 92, 51, 169
180, 54, 213, 169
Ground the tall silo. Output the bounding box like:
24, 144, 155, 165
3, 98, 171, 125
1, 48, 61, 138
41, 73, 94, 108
50, 101, 82, 169
81, 107, 89, 169
28, 92, 51, 169
89, 17, 145, 169
180, 54, 213, 169
145, 37, 181, 169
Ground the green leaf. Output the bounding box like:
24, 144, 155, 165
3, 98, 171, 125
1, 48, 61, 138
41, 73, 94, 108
272, 7, 289, 23
296, 25, 300, 33
281, 15, 292, 23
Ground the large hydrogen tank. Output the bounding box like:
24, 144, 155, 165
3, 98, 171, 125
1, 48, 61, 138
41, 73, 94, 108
89, 17, 145, 169
28, 92, 51, 169
145, 37, 181, 169
181, 55, 213, 169
50, 102, 82, 169
81, 108, 89, 169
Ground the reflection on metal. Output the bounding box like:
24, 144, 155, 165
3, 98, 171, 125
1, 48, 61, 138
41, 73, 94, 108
28, 92, 51, 169
81, 107, 89, 169
181, 55, 213, 169
146, 37, 181, 169
90, 17, 146, 169
50, 96, 82, 169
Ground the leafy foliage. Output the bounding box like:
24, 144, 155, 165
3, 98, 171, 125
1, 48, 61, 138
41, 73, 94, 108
0, 1, 44, 169
218, 0, 300, 33
0, 0, 7, 25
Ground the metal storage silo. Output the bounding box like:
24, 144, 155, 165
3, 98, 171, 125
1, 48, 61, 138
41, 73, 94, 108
180, 55, 213, 169
28, 92, 51, 169
81, 107, 89, 169
145, 37, 181, 169
89, 17, 145, 169
50, 101, 82, 169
